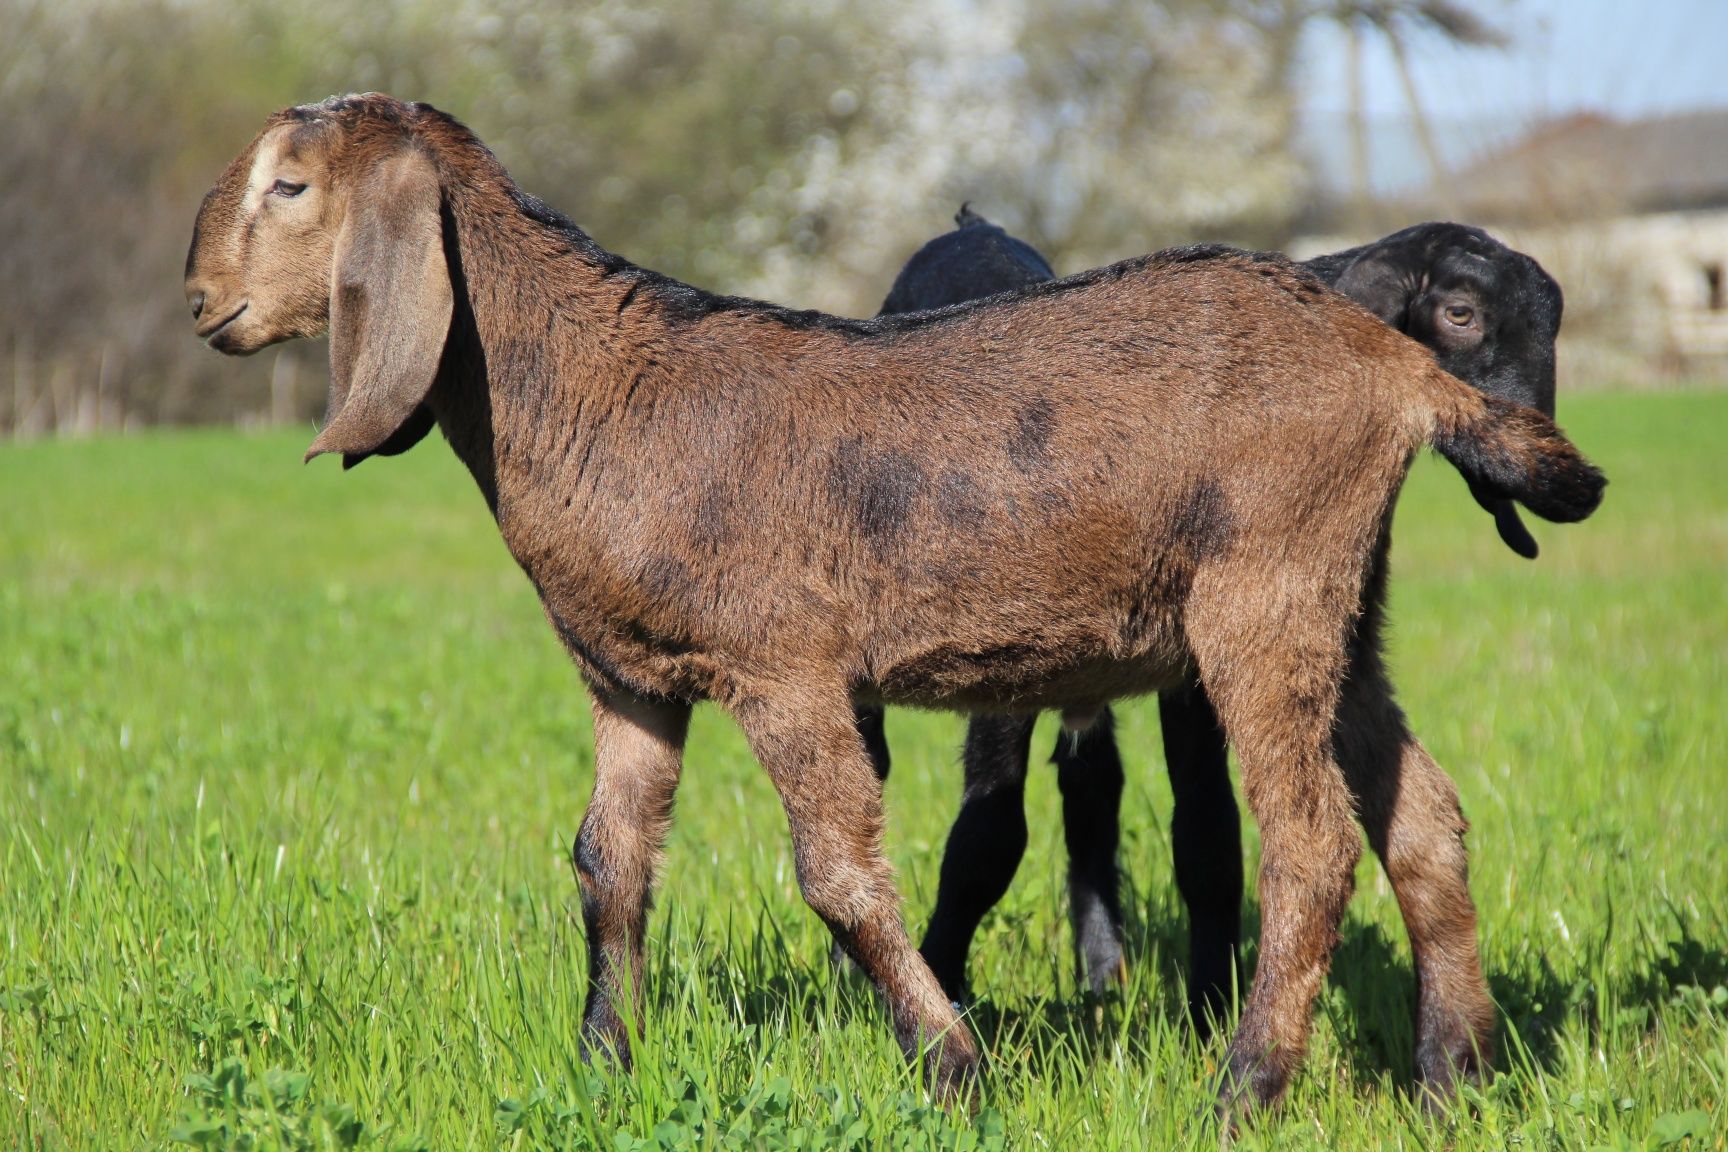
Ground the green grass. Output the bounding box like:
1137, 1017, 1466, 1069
2, 392, 1724, 1150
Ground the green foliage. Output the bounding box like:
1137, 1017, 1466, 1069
169, 1060, 362, 1151
1, 392, 1725, 1149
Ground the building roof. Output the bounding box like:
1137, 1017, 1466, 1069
1449, 107, 1728, 221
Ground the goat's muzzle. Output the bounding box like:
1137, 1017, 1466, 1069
199, 303, 254, 355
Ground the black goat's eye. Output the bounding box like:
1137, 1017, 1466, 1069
270, 179, 307, 198
1443, 304, 1475, 326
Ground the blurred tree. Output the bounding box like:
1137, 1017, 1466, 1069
3, 0, 1465, 432
730, 0, 1316, 305
1, 0, 885, 429
1323, 1, 1508, 218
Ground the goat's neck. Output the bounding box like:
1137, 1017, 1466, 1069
429, 175, 657, 520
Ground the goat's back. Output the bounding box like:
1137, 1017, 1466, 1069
527, 247, 1441, 707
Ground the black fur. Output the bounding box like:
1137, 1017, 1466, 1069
879, 205, 1056, 315
1053, 713, 1129, 994
1308, 222, 1562, 418
920, 714, 1037, 1002
1313, 222, 1566, 559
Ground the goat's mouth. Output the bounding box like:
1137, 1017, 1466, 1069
197, 301, 249, 342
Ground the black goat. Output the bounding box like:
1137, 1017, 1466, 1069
860, 210, 1567, 1034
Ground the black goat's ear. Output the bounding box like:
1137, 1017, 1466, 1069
1492, 499, 1540, 559
1465, 477, 1540, 559
307, 148, 452, 463
1334, 247, 1420, 329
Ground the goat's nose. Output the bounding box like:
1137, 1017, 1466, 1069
189, 291, 206, 320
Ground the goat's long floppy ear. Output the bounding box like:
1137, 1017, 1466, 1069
1333, 247, 1419, 328
305, 148, 452, 464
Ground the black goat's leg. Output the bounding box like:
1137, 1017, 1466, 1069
854, 702, 891, 783
1051, 709, 1129, 994
1159, 681, 1244, 1035
574, 687, 691, 1067
919, 713, 1036, 1003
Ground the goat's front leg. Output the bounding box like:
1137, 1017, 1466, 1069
1050, 709, 1129, 994
574, 687, 690, 1067
735, 688, 980, 1101
1158, 681, 1244, 1033
829, 704, 893, 970
920, 713, 1036, 1002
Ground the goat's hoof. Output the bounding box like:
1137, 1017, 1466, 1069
577, 1023, 632, 1072
1414, 1059, 1485, 1119
1078, 938, 1128, 997
1213, 1048, 1291, 1135
1414, 1030, 1490, 1115
925, 1035, 984, 1111
932, 1059, 983, 1113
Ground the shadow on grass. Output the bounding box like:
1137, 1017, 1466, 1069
1287, 900, 1728, 1086
991, 891, 1727, 1095
1488, 910, 1728, 1074
641, 885, 1726, 1103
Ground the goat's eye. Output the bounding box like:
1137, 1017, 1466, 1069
1443, 304, 1475, 327
269, 179, 307, 198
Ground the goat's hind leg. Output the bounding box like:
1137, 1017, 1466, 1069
574, 687, 691, 1067
735, 687, 980, 1100
1186, 591, 1363, 1117
1335, 666, 1494, 1104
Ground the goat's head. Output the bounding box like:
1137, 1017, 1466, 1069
1334, 222, 1562, 417
1333, 222, 1565, 558
185, 94, 452, 464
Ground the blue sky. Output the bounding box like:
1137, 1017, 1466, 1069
1295, 0, 1728, 191
1299, 0, 1728, 122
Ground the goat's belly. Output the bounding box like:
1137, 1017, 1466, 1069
866, 580, 1194, 714
871, 637, 1191, 716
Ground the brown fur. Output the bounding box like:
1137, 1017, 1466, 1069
184, 94, 1603, 1111
1333, 551, 1497, 1101
575, 688, 689, 1062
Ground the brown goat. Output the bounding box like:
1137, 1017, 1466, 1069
184, 95, 1604, 1114
867, 211, 1575, 1062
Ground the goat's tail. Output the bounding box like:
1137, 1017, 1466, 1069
1418, 366, 1606, 524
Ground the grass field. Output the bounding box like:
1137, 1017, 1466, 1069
2, 391, 1724, 1150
